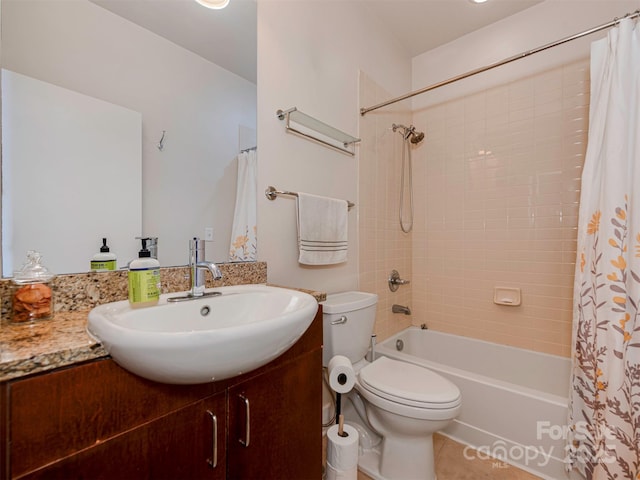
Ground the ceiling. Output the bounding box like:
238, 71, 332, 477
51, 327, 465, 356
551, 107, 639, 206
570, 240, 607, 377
90, 0, 544, 85
90, 0, 258, 83
362, 0, 545, 58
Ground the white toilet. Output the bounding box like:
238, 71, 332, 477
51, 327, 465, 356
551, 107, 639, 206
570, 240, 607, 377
322, 291, 461, 480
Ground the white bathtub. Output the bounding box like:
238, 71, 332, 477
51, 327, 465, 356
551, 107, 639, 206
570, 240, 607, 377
376, 327, 574, 480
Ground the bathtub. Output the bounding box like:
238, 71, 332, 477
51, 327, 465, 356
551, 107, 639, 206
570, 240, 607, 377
376, 327, 574, 480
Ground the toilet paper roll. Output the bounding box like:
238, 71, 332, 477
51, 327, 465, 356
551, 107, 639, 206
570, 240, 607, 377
326, 462, 358, 480
326, 423, 359, 478
328, 355, 356, 394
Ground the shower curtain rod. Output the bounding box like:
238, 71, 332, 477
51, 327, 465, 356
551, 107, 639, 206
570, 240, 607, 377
360, 10, 640, 116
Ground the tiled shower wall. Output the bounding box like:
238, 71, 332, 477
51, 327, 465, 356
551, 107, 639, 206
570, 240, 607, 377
410, 59, 589, 357
359, 71, 413, 341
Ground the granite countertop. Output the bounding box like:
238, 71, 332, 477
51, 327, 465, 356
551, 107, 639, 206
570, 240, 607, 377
0, 310, 106, 382
0, 280, 325, 383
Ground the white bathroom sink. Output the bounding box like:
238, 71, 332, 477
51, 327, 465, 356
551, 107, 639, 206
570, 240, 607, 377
87, 284, 318, 384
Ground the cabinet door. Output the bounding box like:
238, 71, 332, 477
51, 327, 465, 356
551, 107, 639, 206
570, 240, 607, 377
227, 349, 322, 480
9, 358, 217, 478
16, 392, 226, 480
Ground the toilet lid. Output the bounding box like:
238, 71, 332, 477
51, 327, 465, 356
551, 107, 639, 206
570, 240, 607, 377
359, 356, 461, 409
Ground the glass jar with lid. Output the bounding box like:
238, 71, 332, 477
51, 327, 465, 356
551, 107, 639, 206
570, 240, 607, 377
11, 250, 55, 323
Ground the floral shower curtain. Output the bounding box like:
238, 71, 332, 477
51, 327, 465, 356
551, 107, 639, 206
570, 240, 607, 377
228, 149, 257, 262
568, 18, 640, 479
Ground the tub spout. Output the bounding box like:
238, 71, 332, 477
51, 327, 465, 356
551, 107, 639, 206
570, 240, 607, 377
392, 304, 411, 315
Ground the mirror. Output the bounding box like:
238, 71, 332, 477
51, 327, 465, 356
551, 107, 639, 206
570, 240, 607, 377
1, 0, 257, 275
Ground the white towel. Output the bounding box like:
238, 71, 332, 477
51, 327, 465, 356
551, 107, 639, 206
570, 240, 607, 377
296, 192, 348, 265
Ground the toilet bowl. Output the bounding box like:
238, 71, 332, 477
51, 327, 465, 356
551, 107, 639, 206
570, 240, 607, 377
322, 292, 462, 480
356, 356, 461, 479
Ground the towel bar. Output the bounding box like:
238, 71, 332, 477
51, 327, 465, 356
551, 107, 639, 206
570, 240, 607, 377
265, 186, 354, 210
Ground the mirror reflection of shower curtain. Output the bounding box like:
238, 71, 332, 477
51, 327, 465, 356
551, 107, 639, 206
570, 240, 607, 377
228, 149, 257, 261
568, 17, 640, 479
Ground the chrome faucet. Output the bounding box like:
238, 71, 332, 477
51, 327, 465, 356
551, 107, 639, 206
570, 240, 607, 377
190, 237, 222, 297
167, 237, 223, 302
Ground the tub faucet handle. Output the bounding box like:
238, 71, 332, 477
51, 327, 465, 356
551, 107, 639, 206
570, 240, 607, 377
388, 270, 410, 292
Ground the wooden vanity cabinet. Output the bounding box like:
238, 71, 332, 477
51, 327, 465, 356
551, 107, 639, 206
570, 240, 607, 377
227, 349, 321, 479
5, 360, 225, 480
13, 392, 228, 480
1, 307, 322, 480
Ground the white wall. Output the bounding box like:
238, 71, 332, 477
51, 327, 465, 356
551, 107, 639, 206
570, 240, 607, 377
257, 0, 411, 292
2, 0, 256, 269
411, 0, 639, 109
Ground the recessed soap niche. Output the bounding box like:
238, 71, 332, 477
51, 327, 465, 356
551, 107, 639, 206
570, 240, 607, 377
493, 287, 521, 306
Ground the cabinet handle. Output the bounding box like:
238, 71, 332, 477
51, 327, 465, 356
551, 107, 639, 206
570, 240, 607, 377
206, 410, 218, 468
238, 394, 250, 447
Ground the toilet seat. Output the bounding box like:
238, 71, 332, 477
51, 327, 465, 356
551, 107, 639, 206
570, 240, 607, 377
359, 356, 461, 410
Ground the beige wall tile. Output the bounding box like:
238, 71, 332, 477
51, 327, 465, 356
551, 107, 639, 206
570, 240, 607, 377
359, 60, 587, 355
409, 59, 589, 357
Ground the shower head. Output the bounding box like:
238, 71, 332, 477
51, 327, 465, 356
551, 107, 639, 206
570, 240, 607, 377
392, 123, 425, 144
410, 130, 425, 144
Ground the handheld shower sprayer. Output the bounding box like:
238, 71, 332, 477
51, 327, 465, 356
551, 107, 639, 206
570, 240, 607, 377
392, 123, 425, 233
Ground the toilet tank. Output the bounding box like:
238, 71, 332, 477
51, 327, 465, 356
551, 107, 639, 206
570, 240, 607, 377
321, 291, 378, 366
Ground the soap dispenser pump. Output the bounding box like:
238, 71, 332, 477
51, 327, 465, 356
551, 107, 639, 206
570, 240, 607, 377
128, 238, 161, 308
91, 238, 117, 271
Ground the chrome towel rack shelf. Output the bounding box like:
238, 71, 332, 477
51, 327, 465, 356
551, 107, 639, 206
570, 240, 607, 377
265, 186, 355, 210
276, 107, 360, 156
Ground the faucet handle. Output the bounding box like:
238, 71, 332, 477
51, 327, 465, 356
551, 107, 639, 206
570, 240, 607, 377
190, 236, 204, 251
388, 270, 410, 292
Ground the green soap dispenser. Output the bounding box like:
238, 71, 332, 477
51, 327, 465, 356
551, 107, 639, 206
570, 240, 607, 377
128, 238, 161, 308
91, 238, 117, 271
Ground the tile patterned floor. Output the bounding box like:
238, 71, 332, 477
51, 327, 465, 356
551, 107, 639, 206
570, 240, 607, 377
355, 433, 543, 480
